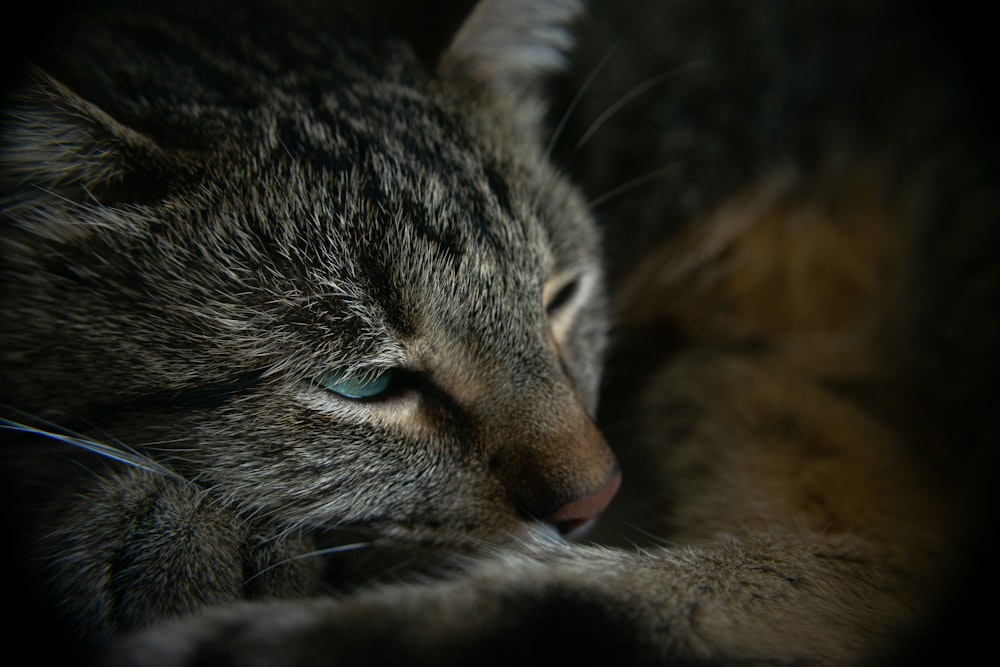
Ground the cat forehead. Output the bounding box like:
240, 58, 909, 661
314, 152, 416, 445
196, 66, 576, 278
202, 99, 547, 263
96, 13, 564, 259
153, 93, 569, 364
2, 0, 596, 361
8, 0, 587, 264
213, 151, 555, 333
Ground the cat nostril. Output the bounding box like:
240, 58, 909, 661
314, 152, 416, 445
548, 469, 622, 537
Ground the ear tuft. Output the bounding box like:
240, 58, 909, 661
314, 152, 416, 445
1, 67, 194, 245
2, 67, 162, 201
440, 0, 583, 93
1, 65, 198, 225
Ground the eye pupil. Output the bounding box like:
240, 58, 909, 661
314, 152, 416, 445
318, 370, 394, 400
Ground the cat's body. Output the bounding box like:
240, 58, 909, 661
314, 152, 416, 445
2, 0, 997, 664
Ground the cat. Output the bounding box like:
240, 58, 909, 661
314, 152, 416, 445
3, 0, 998, 665
0, 0, 619, 659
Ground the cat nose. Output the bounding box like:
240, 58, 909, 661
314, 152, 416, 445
547, 468, 622, 537
491, 403, 621, 536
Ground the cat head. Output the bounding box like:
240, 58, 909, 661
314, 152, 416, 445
0, 0, 618, 558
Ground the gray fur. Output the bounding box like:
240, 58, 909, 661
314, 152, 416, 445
2, 0, 611, 650
3, 0, 998, 665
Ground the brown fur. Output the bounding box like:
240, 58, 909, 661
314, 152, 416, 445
3, 0, 997, 664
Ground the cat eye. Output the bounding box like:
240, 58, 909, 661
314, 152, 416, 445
545, 277, 579, 317
316, 369, 395, 400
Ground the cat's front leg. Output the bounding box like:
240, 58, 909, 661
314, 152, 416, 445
106, 536, 917, 666
37, 468, 320, 647
104, 550, 654, 667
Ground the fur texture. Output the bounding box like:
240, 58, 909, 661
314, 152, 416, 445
2, 0, 997, 664
2, 0, 615, 655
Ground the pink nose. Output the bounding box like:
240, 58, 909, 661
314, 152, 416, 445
547, 470, 622, 536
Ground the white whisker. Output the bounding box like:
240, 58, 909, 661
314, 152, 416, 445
546, 42, 620, 159
572, 60, 707, 154
0, 413, 182, 481
243, 542, 371, 585
587, 163, 681, 209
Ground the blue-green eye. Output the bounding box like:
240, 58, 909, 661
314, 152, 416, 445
317, 370, 394, 400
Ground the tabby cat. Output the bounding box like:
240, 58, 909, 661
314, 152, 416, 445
1, 0, 996, 665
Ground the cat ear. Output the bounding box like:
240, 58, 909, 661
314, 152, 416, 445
1, 67, 182, 217
439, 0, 582, 94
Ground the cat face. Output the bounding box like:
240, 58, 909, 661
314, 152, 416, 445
0, 0, 617, 558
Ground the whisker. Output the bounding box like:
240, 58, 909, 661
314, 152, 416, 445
586, 163, 680, 209
28, 182, 88, 208
546, 42, 620, 159
243, 542, 371, 586
0, 413, 182, 481
619, 520, 676, 547
2, 404, 98, 441
572, 60, 707, 154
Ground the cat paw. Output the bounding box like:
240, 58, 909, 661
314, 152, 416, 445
103, 576, 644, 667
104, 599, 348, 667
